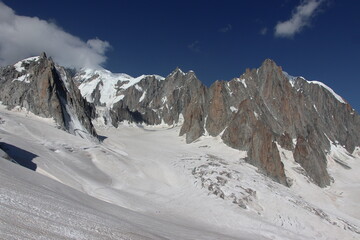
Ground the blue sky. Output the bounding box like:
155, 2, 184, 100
1, 0, 359, 111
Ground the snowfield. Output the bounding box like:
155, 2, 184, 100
76, 68, 164, 107
0, 105, 359, 240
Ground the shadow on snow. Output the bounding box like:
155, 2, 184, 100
0, 142, 38, 171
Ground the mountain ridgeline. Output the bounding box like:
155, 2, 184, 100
0, 53, 97, 138
1, 54, 359, 187
77, 59, 360, 187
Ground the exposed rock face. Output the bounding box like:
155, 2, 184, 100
69, 58, 360, 187
206, 81, 232, 136
293, 134, 330, 186
75, 59, 360, 187
222, 99, 287, 185
109, 69, 208, 142
3, 54, 357, 187
0, 53, 97, 138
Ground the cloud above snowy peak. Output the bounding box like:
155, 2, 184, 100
274, 0, 326, 38
0, 2, 111, 69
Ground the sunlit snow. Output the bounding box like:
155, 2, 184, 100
77, 68, 164, 107
0, 105, 359, 240
13, 56, 40, 72
283, 71, 346, 104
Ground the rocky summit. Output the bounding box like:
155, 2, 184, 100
0, 53, 97, 139
1, 54, 359, 188
76, 58, 360, 187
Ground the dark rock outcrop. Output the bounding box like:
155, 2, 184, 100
206, 81, 232, 136
109, 69, 208, 142
0, 53, 97, 138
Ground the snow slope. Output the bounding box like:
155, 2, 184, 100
76, 68, 164, 107
0, 105, 359, 240
1, 157, 261, 240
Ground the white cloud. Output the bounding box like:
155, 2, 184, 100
87, 38, 111, 55
0, 2, 111, 69
275, 0, 326, 38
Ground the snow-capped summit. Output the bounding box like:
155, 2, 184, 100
0, 53, 97, 139
74, 67, 164, 107
13, 56, 40, 73
282, 71, 346, 104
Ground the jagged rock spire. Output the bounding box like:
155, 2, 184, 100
0, 53, 97, 139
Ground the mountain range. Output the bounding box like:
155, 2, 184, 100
2, 53, 358, 187
0, 53, 359, 239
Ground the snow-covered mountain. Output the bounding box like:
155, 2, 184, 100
74, 67, 164, 108
74, 58, 360, 188
0, 104, 359, 240
0, 54, 359, 239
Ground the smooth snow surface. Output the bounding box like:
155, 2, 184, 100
0, 106, 359, 240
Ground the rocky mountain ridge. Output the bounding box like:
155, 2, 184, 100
76, 59, 359, 187
1, 54, 359, 188
0, 53, 97, 139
